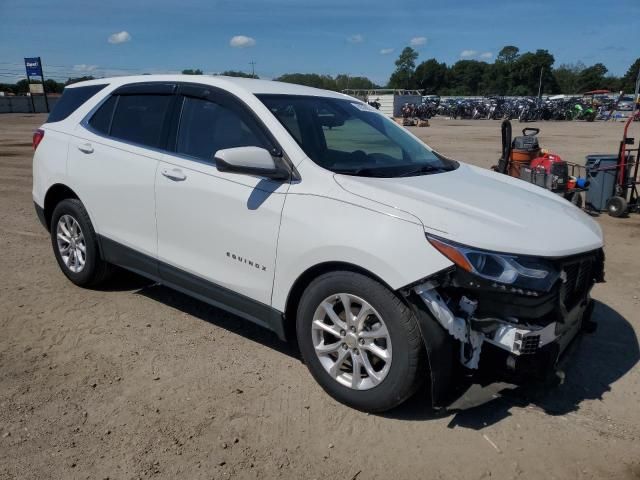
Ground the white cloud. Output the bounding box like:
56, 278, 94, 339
460, 49, 478, 58
479, 52, 493, 59
409, 36, 427, 47
347, 34, 364, 44
108, 31, 131, 44
379, 48, 395, 55
229, 35, 256, 48
73, 64, 98, 73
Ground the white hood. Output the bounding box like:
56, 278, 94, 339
334, 163, 603, 257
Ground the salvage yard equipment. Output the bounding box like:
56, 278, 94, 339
587, 70, 640, 217
585, 155, 626, 213
494, 120, 588, 206
604, 112, 640, 216
509, 127, 540, 178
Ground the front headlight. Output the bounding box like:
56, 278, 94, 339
426, 235, 559, 292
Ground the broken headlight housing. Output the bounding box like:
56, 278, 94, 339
426, 235, 560, 292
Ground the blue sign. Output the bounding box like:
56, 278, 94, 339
24, 57, 43, 77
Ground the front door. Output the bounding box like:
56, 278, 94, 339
155, 87, 289, 320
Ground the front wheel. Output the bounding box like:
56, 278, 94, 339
296, 271, 424, 412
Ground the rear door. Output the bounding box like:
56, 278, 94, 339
155, 85, 289, 313
67, 83, 175, 263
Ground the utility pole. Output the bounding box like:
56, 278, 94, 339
249, 61, 256, 78
537, 66, 544, 99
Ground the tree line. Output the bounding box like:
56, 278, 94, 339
1, 47, 637, 96
388, 46, 639, 96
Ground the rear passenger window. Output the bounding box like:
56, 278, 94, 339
176, 96, 267, 161
88, 96, 117, 134
47, 84, 107, 123
110, 94, 172, 148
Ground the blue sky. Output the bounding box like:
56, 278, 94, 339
0, 0, 637, 85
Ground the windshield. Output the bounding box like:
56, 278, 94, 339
258, 94, 457, 177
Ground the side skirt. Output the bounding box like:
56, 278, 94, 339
98, 235, 286, 339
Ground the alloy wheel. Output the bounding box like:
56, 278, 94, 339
311, 293, 392, 390
56, 214, 86, 273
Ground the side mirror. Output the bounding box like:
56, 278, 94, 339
214, 146, 289, 180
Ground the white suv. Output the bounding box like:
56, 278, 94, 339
33, 75, 605, 412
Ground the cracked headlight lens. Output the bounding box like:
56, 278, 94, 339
426, 235, 559, 292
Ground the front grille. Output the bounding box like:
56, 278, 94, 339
520, 335, 540, 355
560, 255, 595, 310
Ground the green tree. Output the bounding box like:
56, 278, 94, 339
181, 68, 203, 75
447, 60, 489, 95
65, 76, 95, 86
44, 79, 64, 94
16, 79, 30, 93
220, 70, 258, 78
496, 45, 520, 64
388, 47, 418, 89
602, 75, 621, 92
553, 62, 584, 94
510, 50, 558, 95
621, 57, 640, 93
413, 59, 447, 94
275, 73, 337, 90
576, 63, 608, 92
273, 73, 377, 91
0, 83, 18, 94
334, 74, 377, 90
481, 61, 510, 95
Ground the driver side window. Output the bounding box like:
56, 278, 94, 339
176, 96, 267, 162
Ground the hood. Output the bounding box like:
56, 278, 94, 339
334, 163, 603, 257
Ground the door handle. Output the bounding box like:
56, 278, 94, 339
77, 143, 93, 154
161, 168, 187, 181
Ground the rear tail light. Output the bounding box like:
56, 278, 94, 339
33, 129, 45, 150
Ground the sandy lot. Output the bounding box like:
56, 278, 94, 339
1, 114, 639, 480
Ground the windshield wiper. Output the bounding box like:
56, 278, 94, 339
397, 164, 451, 177
333, 164, 453, 178
332, 167, 395, 177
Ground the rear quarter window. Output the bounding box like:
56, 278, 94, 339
47, 84, 108, 123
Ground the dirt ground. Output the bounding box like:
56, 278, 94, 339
1, 114, 639, 480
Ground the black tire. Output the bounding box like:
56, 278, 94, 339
296, 271, 424, 413
50, 198, 113, 287
606, 196, 627, 218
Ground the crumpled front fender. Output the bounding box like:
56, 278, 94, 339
405, 292, 458, 408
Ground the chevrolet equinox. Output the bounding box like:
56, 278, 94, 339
33, 76, 605, 412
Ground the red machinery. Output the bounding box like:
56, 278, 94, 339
494, 120, 587, 206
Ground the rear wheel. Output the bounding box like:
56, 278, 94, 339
606, 196, 627, 218
50, 198, 113, 287
296, 271, 424, 412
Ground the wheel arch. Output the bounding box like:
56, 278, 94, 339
43, 183, 80, 231
282, 262, 457, 409
282, 261, 397, 344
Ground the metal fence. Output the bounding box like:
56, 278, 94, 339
0, 96, 58, 114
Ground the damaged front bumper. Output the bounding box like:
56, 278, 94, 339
413, 249, 603, 375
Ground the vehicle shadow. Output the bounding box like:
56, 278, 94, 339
386, 300, 639, 427
106, 274, 637, 426
133, 280, 299, 360
96, 268, 156, 292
